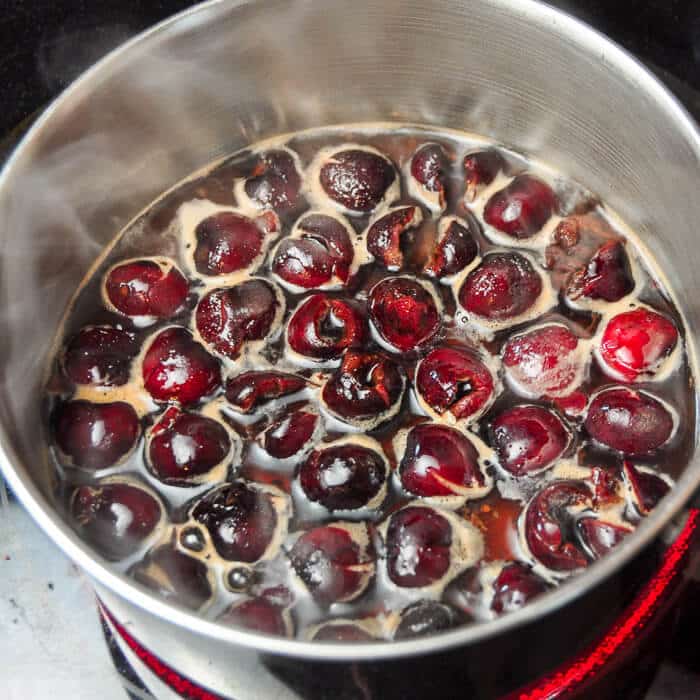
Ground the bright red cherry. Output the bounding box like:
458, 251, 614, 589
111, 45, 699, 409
220, 598, 290, 637
566, 241, 634, 303
243, 149, 302, 211
225, 371, 306, 413
262, 409, 318, 459
424, 217, 479, 278
366, 206, 423, 268
410, 143, 450, 209
490, 562, 548, 614
463, 150, 506, 201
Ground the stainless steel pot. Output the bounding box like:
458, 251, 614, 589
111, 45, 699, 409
1, 0, 699, 697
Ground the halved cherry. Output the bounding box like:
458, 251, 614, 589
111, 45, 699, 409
410, 143, 450, 209
220, 598, 290, 637
52, 400, 140, 470
585, 387, 673, 455
463, 149, 506, 202
598, 308, 678, 382
490, 405, 570, 476
287, 294, 367, 362
566, 241, 634, 303
195, 279, 280, 359
142, 327, 221, 405
243, 148, 302, 211
577, 517, 632, 559
366, 206, 423, 268
369, 277, 440, 353
394, 600, 461, 639
483, 174, 557, 239
588, 466, 624, 509
623, 461, 671, 516
416, 347, 494, 423
225, 371, 306, 413
424, 216, 479, 278
490, 562, 548, 614
262, 409, 318, 460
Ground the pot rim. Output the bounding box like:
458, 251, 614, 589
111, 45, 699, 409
1, 0, 699, 662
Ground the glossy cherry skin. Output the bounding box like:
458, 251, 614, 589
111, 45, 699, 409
319, 149, 396, 212
220, 598, 289, 637
411, 143, 449, 207
243, 149, 302, 211
287, 294, 367, 361
53, 400, 140, 470
566, 241, 634, 303
367, 206, 422, 268
385, 506, 452, 588
262, 410, 318, 459
225, 371, 306, 413
192, 482, 278, 562
394, 600, 460, 639
489, 405, 570, 476
483, 174, 557, 239
63, 326, 138, 387
142, 327, 221, 405
195, 279, 279, 359
105, 259, 188, 319
71, 482, 161, 560
399, 424, 485, 497
416, 347, 494, 422
299, 443, 386, 511
585, 387, 673, 455
577, 517, 632, 559
459, 252, 542, 321
424, 218, 479, 278
463, 149, 505, 201
147, 408, 231, 484
368, 277, 440, 353
623, 461, 671, 515
313, 624, 375, 642
598, 308, 678, 382
289, 525, 369, 605
490, 562, 548, 614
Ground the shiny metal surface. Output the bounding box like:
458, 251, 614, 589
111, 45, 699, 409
0, 0, 699, 665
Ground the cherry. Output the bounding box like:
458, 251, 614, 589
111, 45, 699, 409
225, 371, 306, 413
53, 400, 139, 470
598, 308, 678, 382
577, 517, 632, 559
63, 325, 138, 387
319, 148, 396, 212
463, 149, 506, 202
289, 525, 371, 605
458, 252, 543, 321
490, 562, 548, 614
192, 482, 278, 562
424, 217, 479, 278
71, 482, 161, 560
220, 598, 289, 637
585, 387, 673, 455
623, 461, 670, 516
321, 351, 404, 425
313, 623, 375, 642
195, 279, 280, 359
399, 423, 485, 498
287, 294, 367, 362
299, 443, 387, 511
483, 174, 557, 239
410, 143, 449, 209
147, 407, 231, 484
589, 466, 624, 509
416, 347, 494, 422
105, 259, 188, 319
524, 481, 591, 572
243, 149, 302, 211
368, 277, 440, 353
142, 327, 221, 405
385, 506, 452, 588
394, 600, 460, 639
262, 409, 318, 459
366, 206, 423, 268
502, 324, 583, 398
566, 241, 634, 303
193, 211, 277, 276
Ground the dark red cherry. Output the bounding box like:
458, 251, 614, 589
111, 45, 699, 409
524, 481, 591, 572
459, 252, 542, 321
394, 600, 460, 639
483, 174, 557, 239
399, 424, 485, 498
262, 409, 318, 459
195, 279, 279, 359
63, 326, 138, 387
366, 206, 423, 268
193, 211, 277, 276
53, 400, 139, 470
71, 482, 161, 560
299, 443, 387, 511
105, 259, 188, 319
577, 517, 632, 559
147, 407, 231, 484
319, 148, 396, 212
490, 562, 548, 614
588, 466, 623, 509
623, 461, 671, 516
585, 387, 673, 455
416, 347, 494, 422
290, 525, 370, 605
463, 150, 506, 201
369, 277, 440, 353
599, 308, 678, 382
287, 294, 367, 361
566, 241, 634, 303
142, 327, 220, 405
386, 506, 452, 588
411, 143, 449, 207
424, 217, 479, 278
322, 351, 404, 424
243, 149, 302, 211
313, 623, 375, 642
502, 324, 583, 398
220, 598, 289, 637
192, 482, 278, 562
489, 405, 570, 476
225, 371, 306, 413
